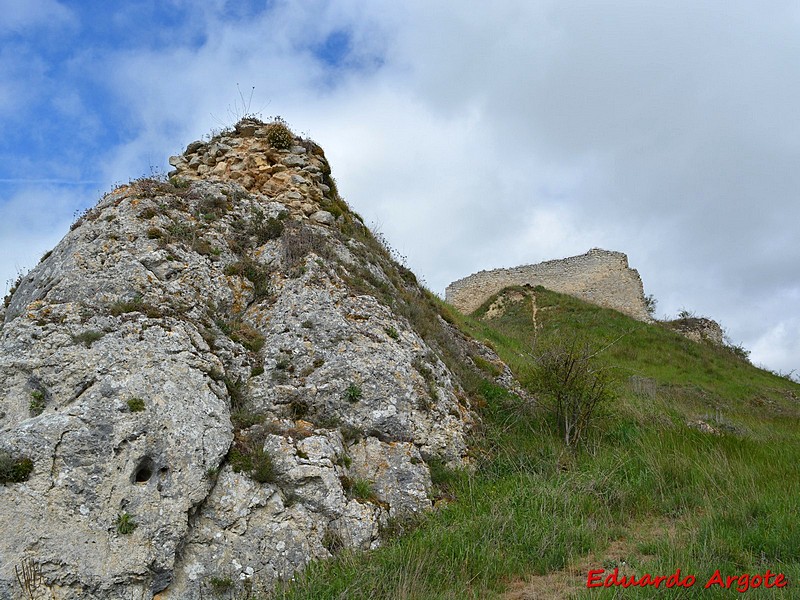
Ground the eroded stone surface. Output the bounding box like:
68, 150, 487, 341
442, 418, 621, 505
0, 119, 477, 599
666, 316, 724, 346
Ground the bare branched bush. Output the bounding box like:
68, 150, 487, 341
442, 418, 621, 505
533, 337, 616, 448
280, 222, 328, 275
15, 557, 43, 600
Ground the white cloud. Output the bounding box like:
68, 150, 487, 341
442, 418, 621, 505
750, 317, 800, 378
0, 186, 79, 294
1, 0, 798, 375
0, 0, 75, 33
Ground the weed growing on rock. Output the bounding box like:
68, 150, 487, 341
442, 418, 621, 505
335, 453, 352, 469
130, 176, 175, 199
412, 357, 439, 407
0, 451, 34, 483
231, 410, 266, 430
127, 398, 145, 412
70, 206, 100, 230
14, 557, 44, 599
340, 475, 377, 502
218, 318, 265, 352
29, 391, 45, 417
169, 176, 190, 189
289, 397, 310, 419
115, 512, 138, 535
339, 423, 363, 445
73, 330, 104, 348
343, 383, 362, 403
232, 322, 266, 352
224, 258, 272, 301
251, 206, 285, 244
349, 478, 377, 502
280, 221, 328, 276
3, 272, 25, 309
207, 576, 234, 594
321, 527, 345, 555
109, 295, 162, 319
196, 193, 230, 221
264, 117, 294, 149
229, 436, 276, 484
137, 206, 159, 220
223, 377, 245, 411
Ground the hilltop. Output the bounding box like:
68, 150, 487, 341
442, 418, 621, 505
0, 118, 488, 599
270, 286, 800, 599
1, 119, 797, 600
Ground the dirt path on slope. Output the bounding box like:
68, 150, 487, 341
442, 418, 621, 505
502, 519, 680, 600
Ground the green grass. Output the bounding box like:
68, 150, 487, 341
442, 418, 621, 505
343, 383, 363, 403
0, 451, 34, 483
29, 390, 46, 416
115, 512, 138, 535
270, 286, 800, 599
109, 295, 162, 319
126, 397, 145, 412
72, 329, 105, 348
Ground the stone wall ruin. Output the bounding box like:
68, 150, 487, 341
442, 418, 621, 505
446, 249, 652, 322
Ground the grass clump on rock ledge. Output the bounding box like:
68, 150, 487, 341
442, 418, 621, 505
72, 330, 105, 348
263, 117, 295, 150
126, 398, 146, 412
109, 295, 162, 319
343, 383, 363, 403
29, 391, 45, 417
115, 512, 138, 535
0, 451, 34, 484
229, 434, 277, 484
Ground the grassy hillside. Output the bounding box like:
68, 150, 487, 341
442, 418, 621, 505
274, 286, 800, 599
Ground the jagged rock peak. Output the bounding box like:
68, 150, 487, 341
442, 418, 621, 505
0, 119, 486, 599
167, 117, 346, 226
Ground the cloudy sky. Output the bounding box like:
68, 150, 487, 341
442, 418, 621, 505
1, 0, 798, 377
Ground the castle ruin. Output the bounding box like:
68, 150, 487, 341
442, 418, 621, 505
446, 249, 652, 322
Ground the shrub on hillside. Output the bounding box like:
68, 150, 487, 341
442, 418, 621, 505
533, 337, 616, 448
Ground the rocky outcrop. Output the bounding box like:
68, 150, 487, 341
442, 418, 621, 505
446, 249, 652, 322
666, 317, 724, 346
0, 119, 475, 599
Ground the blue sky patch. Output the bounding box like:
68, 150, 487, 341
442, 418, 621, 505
313, 30, 352, 68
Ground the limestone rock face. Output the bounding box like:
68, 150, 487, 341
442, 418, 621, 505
666, 316, 725, 346
0, 119, 474, 599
